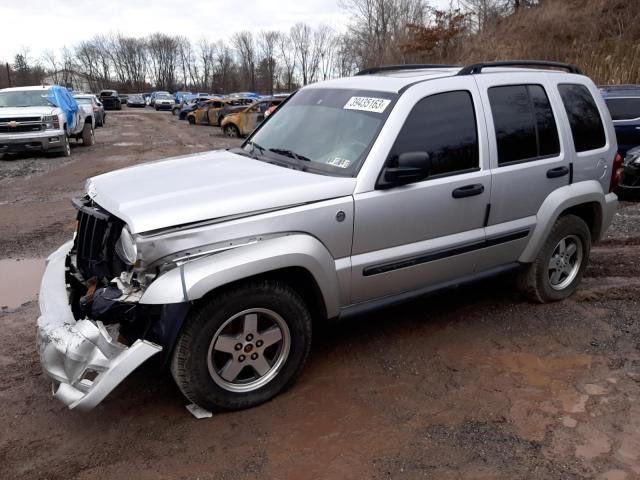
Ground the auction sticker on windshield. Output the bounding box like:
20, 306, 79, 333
344, 96, 391, 113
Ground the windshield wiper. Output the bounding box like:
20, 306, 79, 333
268, 148, 312, 171
246, 141, 266, 158
269, 148, 311, 162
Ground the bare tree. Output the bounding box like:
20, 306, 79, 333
278, 32, 297, 91
232, 31, 256, 91
258, 31, 279, 95
291, 23, 313, 85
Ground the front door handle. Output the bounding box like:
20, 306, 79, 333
546, 166, 570, 178
452, 184, 485, 198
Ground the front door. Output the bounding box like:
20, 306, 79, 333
350, 81, 491, 304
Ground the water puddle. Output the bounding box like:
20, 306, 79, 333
0, 258, 45, 309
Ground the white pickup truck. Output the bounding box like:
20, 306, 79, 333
0, 85, 95, 158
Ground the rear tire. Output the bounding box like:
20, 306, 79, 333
171, 280, 312, 412
81, 124, 95, 146
518, 214, 591, 303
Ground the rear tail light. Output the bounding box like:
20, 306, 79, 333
609, 152, 624, 193
93, 106, 99, 112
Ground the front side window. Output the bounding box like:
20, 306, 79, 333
558, 84, 606, 152
388, 90, 479, 178
604, 97, 640, 121
488, 84, 560, 165
244, 88, 397, 177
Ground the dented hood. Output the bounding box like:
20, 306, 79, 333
89, 149, 356, 234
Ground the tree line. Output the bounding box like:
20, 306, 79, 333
1, 0, 638, 93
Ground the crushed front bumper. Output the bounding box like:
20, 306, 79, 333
36, 241, 162, 411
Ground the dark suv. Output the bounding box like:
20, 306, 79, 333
98, 90, 122, 111
601, 85, 640, 156
601, 85, 640, 198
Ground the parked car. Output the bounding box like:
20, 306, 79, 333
186, 99, 227, 125
220, 98, 283, 137
601, 85, 640, 157
617, 146, 640, 199
174, 91, 193, 104
149, 91, 171, 107
171, 94, 206, 117
98, 90, 121, 110
0, 85, 95, 158
36, 61, 620, 412
74, 94, 106, 127
154, 93, 175, 111
127, 94, 146, 108
118, 94, 129, 105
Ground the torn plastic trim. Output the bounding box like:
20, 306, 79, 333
36, 240, 162, 411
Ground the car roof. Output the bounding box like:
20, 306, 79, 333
0, 85, 52, 92
305, 66, 583, 94
600, 85, 640, 98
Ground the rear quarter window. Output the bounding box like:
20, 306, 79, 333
558, 84, 606, 152
605, 97, 640, 121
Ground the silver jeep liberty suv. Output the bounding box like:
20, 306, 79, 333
37, 61, 621, 411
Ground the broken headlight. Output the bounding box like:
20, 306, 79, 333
115, 226, 138, 265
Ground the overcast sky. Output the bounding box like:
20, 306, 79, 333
0, 0, 453, 62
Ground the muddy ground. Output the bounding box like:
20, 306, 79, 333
1, 108, 639, 480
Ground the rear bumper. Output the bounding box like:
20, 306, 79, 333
36, 241, 162, 410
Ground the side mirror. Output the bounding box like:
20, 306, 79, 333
383, 151, 430, 186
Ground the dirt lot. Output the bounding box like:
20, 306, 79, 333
1, 108, 640, 480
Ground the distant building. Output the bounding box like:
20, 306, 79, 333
41, 69, 92, 93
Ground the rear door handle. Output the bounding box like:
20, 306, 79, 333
452, 184, 485, 198
546, 166, 569, 178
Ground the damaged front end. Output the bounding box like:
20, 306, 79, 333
36, 197, 188, 410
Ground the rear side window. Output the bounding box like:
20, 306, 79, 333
488, 84, 560, 165
389, 90, 478, 177
605, 97, 640, 121
558, 84, 606, 152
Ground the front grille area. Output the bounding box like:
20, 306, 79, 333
0, 116, 41, 123
0, 124, 43, 133
73, 197, 126, 282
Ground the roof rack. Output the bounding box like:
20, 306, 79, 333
356, 64, 461, 76
458, 60, 583, 75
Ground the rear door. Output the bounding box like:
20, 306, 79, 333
473, 74, 569, 270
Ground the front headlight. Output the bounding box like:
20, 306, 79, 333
115, 227, 138, 265
43, 115, 59, 130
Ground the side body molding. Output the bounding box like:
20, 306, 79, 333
140, 234, 343, 318
519, 180, 616, 263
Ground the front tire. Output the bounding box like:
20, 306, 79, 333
187, 116, 196, 125
58, 135, 71, 157
518, 214, 591, 303
223, 124, 240, 138
171, 280, 312, 411
81, 124, 95, 146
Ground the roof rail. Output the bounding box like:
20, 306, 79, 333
356, 64, 461, 76
457, 60, 583, 76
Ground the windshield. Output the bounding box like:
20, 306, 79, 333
0, 90, 53, 108
157, 94, 172, 100
75, 97, 92, 105
243, 88, 396, 176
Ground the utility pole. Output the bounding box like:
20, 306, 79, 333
6, 62, 11, 87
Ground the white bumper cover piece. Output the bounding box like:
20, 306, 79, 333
36, 241, 162, 411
